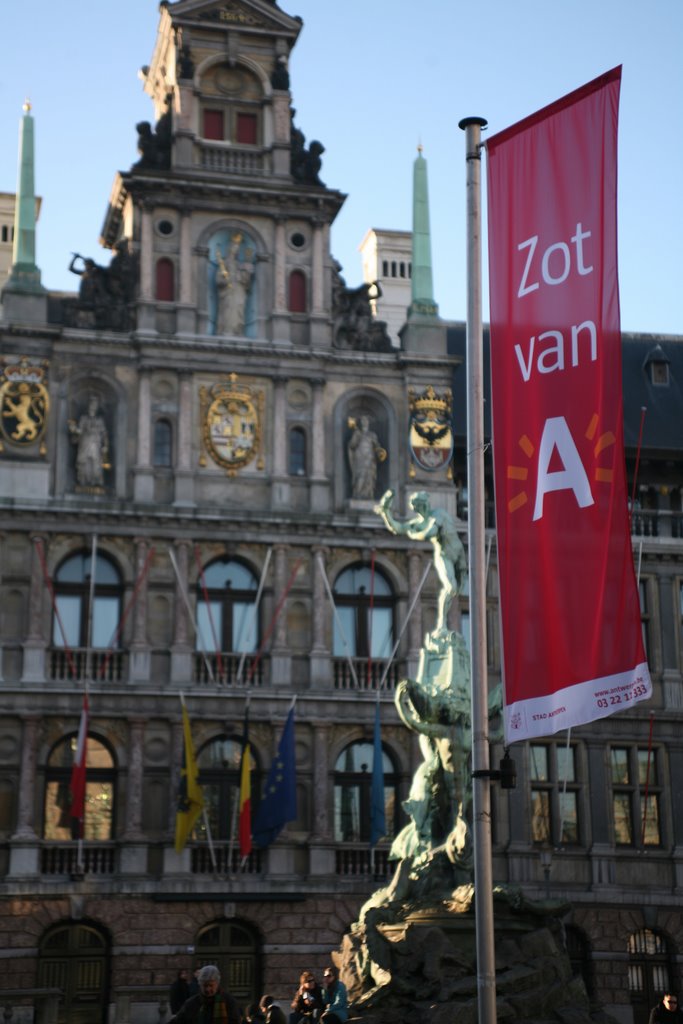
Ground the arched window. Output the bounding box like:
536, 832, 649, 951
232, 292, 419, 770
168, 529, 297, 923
38, 922, 109, 1024
334, 740, 398, 843
155, 258, 175, 301
195, 919, 261, 1009
44, 734, 116, 841
289, 426, 306, 476
628, 929, 675, 1020
196, 559, 259, 654
53, 552, 123, 652
332, 564, 394, 659
288, 270, 307, 313
195, 735, 260, 843
153, 418, 173, 467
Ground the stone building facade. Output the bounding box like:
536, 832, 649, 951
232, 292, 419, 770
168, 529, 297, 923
0, 3, 682, 1024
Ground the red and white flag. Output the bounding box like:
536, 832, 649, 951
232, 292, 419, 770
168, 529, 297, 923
70, 692, 89, 836
486, 68, 651, 743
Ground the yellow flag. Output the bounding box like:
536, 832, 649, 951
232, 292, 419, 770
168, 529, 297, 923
174, 698, 204, 853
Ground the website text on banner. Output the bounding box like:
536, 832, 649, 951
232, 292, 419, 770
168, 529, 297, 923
486, 67, 650, 744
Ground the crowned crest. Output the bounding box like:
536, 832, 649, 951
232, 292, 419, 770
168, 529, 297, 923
199, 373, 264, 476
408, 385, 453, 474
0, 358, 50, 454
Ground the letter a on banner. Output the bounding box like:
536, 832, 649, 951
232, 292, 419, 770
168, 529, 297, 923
486, 67, 651, 743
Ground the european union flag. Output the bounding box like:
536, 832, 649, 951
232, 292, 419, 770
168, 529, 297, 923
252, 705, 297, 848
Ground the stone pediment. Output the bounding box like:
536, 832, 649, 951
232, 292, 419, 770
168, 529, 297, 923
168, 0, 302, 37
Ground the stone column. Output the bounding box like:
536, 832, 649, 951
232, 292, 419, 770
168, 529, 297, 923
171, 540, 192, 684
177, 208, 195, 334
310, 220, 329, 347
133, 371, 154, 501
8, 715, 40, 877
120, 719, 147, 874
270, 544, 292, 686
271, 218, 291, 344
309, 379, 329, 512
310, 546, 331, 688
129, 539, 151, 684
309, 720, 336, 875
22, 534, 47, 683
271, 376, 290, 509
137, 203, 156, 331
174, 372, 195, 506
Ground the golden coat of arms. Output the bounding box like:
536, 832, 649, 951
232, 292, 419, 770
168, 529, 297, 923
408, 385, 454, 475
199, 373, 264, 476
0, 358, 50, 454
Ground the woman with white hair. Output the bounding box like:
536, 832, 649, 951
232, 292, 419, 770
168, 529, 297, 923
169, 963, 242, 1023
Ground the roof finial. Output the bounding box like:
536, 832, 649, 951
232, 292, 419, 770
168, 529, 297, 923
23, 98, 32, 114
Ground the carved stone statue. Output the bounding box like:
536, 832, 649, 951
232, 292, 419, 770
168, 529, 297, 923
332, 266, 392, 351
133, 95, 172, 171
66, 244, 137, 331
68, 254, 108, 309
347, 416, 386, 500
290, 111, 325, 186
212, 234, 256, 336
375, 489, 467, 635
371, 491, 503, 899
68, 396, 110, 490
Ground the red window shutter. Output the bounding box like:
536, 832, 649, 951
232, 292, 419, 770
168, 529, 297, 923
203, 109, 224, 140
288, 270, 306, 313
236, 113, 257, 145
155, 258, 175, 301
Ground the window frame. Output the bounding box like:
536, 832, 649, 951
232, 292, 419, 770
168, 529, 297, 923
528, 741, 582, 847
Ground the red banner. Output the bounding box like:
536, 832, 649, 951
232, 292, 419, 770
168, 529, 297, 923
486, 68, 651, 742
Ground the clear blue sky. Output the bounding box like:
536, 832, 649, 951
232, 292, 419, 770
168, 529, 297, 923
1, 0, 681, 334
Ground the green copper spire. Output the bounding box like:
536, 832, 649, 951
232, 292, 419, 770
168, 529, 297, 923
409, 145, 438, 319
6, 100, 44, 294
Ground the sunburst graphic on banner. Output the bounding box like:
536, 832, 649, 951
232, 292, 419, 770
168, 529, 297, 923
506, 415, 616, 513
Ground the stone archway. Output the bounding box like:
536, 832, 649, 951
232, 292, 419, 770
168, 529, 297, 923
38, 920, 109, 1024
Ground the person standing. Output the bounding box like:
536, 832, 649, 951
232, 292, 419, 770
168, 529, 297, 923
320, 966, 348, 1024
169, 964, 241, 1023
649, 992, 683, 1023
169, 969, 190, 1014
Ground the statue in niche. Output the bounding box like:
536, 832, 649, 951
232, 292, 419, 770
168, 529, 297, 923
68, 395, 110, 490
210, 233, 256, 336
347, 415, 386, 500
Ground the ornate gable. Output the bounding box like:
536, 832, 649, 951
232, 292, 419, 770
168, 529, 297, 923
168, 0, 302, 38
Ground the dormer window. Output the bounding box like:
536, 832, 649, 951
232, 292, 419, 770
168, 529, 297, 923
644, 344, 670, 387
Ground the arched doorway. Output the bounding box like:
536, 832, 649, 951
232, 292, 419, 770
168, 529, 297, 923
628, 928, 674, 1024
38, 921, 109, 1024
195, 918, 261, 1010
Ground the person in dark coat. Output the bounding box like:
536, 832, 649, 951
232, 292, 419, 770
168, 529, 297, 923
170, 969, 190, 1014
260, 994, 287, 1024
169, 964, 241, 1023
290, 971, 324, 1024
649, 993, 683, 1023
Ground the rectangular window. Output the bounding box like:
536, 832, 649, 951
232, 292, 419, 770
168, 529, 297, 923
529, 743, 580, 846
236, 112, 257, 144
203, 109, 224, 140
611, 746, 661, 847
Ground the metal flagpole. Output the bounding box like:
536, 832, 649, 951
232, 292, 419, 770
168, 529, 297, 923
459, 115, 497, 1024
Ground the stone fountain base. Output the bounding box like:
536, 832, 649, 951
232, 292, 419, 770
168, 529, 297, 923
336, 883, 618, 1024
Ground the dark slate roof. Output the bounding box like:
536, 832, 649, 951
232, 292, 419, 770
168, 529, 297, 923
446, 325, 683, 454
